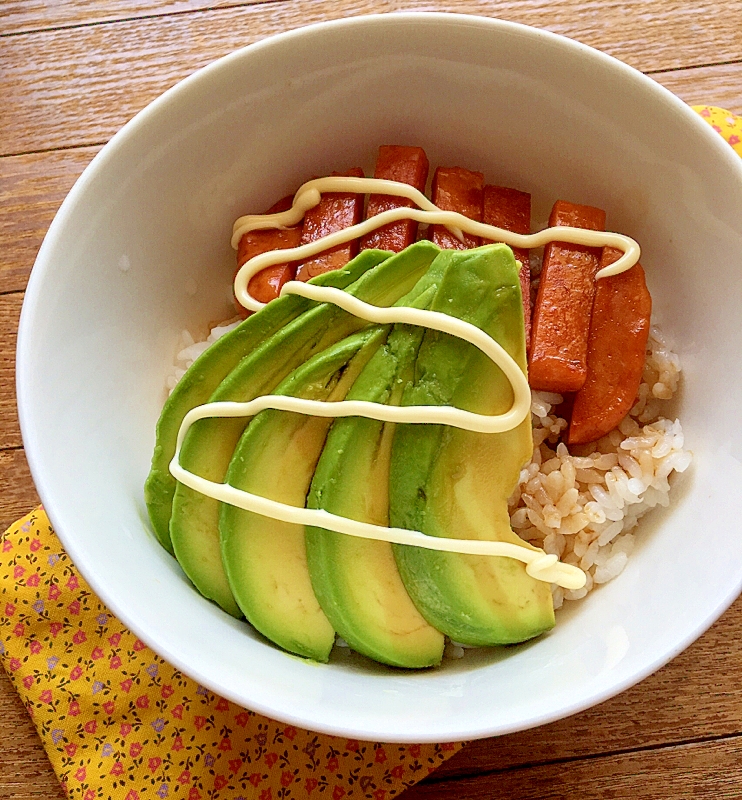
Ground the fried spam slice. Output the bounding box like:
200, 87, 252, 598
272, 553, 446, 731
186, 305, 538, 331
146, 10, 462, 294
568, 247, 652, 445
483, 185, 532, 349
296, 168, 365, 281
359, 145, 430, 253
528, 200, 606, 392
235, 195, 302, 316
429, 166, 483, 250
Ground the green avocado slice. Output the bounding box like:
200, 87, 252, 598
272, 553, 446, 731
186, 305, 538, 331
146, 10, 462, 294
390, 244, 555, 646
145, 248, 390, 552
305, 254, 471, 667
170, 241, 441, 616
220, 326, 389, 661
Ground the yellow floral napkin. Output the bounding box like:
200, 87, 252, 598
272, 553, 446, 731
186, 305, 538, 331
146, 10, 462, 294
692, 105, 742, 155
0, 508, 462, 800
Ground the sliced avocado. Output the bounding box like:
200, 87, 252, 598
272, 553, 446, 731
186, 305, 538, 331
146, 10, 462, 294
390, 244, 555, 646
145, 248, 390, 552
220, 326, 389, 661
305, 254, 468, 667
170, 241, 441, 616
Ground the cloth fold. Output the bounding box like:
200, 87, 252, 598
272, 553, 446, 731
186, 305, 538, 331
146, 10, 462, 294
0, 508, 462, 800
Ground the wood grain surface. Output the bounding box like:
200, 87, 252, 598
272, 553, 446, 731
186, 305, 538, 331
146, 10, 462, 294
652, 62, 742, 115
1, 2, 741, 799
0, 148, 100, 293
0, 295, 23, 450
0, 0, 279, 36
406, 738, 742, 799
3, 0, 742, 156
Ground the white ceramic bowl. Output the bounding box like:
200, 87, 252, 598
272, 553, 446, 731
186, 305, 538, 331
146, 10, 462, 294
17, 13, 742, 743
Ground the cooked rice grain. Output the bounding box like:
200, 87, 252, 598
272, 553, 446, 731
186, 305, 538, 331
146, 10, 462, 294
509, 326, 691, 609
166, 319, 241, 393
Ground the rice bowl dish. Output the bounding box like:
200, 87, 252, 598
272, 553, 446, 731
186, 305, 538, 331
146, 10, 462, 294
15, 13, 742, 741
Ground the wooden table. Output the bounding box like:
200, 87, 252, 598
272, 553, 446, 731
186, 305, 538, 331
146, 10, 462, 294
1, 2, 741, 798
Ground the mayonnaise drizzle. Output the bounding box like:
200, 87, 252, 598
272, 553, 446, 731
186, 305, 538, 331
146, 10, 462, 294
169, 176, 646, 594
170, 286, 585, 590
232, 177, 641, 312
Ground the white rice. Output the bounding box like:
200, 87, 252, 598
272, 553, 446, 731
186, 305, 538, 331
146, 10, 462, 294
508, 325, 690, 609
165, 318, 241, 393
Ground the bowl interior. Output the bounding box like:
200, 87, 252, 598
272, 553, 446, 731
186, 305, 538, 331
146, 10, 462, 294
18, 13, 742, 742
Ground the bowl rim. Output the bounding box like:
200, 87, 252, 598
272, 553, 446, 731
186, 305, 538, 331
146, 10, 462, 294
17, 11, 742, 742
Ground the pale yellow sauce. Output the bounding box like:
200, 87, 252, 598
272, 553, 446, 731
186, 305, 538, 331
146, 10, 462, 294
171, 178, 642, 592
232, 177, 639, 312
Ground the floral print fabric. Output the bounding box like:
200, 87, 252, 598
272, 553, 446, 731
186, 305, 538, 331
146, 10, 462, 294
693, 105, 742, 155
0, 509, 463, 799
